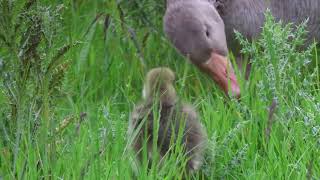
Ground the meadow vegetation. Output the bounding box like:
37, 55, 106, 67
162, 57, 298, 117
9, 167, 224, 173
0, 0, 319, 179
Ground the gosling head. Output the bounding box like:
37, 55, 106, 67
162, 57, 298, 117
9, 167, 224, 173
143, 67, 177, 106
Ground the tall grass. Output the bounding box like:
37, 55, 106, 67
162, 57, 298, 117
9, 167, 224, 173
0, 1, 319, 179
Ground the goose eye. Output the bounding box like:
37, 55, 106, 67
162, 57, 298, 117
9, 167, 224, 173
205, 30, 210, 37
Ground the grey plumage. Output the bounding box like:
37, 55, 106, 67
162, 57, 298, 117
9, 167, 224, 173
164, 0, 320, 65
217, 0, 320, 54
164, 0, 228, 64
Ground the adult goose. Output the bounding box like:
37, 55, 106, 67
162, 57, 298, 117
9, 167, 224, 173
164, 0, 320, 98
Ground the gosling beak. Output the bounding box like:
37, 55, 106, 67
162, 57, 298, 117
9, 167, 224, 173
198, 52, 240, 98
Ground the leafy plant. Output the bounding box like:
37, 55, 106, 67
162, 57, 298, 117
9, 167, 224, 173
234, 10, 319, 178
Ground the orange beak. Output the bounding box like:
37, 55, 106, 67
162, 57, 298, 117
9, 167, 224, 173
198, 52, 240, 98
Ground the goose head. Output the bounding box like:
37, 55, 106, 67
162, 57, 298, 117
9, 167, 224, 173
164, 0, 240, 98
